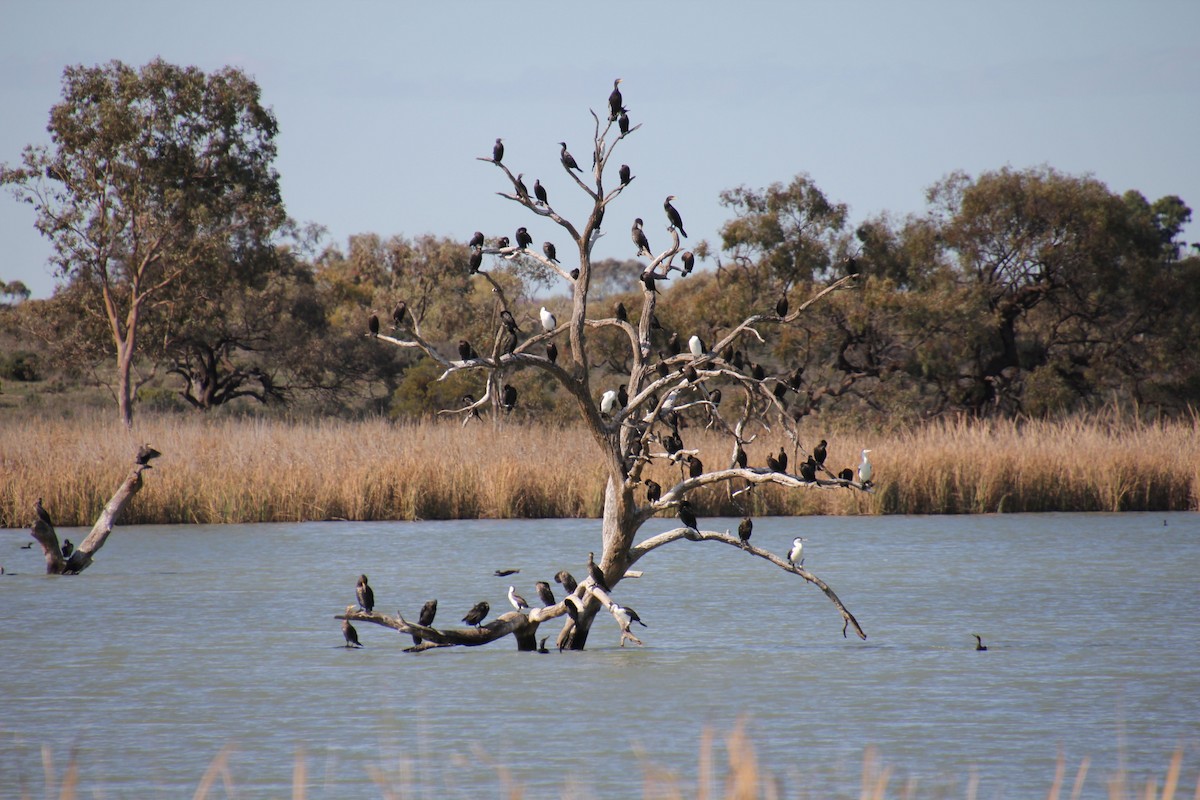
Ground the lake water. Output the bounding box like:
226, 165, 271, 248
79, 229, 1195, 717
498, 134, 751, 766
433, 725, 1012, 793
1, 513, 1197, 798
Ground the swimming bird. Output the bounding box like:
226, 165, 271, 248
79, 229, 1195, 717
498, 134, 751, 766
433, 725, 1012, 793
645, 479, 662, 504
858, 449, 873, 486
493, 568, 520, 577
546, 342, 558, 364
738, 517, 753, 546
543, 241, 558, 263
462, 601, 490, 628
787, 537, 806, 567
535, 581, 555, 607
973, 634, 988, 651
632, 218, 651, 257
813, 439, 828, 467
61, 539, 73, 558
507, 585, 530, 612
35, 497, 53, 528
677, 500, 698, 533
559, 141, 582, 172
554, 570, 578, 593
608, 77, 624, 120
412, 599, 438, 645
540, 306, 557, 332
515, 226, 533, 249
492, 138, 504, 163
342, 606, 363, 648
533, 179, 548, 206
356, 575, 375, 612
367, 313, 379, 337
136, 443, 162, 466
664, 195, 687, 237
688, 335, 705, 357
587, 551, 610, 592
469, 230, 485, 248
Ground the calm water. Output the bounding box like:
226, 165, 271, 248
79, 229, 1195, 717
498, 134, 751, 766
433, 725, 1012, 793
1, 513, 1197, 798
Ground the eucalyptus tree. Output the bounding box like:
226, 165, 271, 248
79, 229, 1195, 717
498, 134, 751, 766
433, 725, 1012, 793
343, 82, 871, 652
1, 59, 286, 427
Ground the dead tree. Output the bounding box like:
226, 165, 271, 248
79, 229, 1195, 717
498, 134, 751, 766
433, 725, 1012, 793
29, 448, 157, 574
346, 81, 870, 650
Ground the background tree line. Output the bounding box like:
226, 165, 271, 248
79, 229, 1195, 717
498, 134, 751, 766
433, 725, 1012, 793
3, 60, 1197, 425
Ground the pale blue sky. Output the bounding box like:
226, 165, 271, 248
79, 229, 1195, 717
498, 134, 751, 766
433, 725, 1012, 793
3, 1, 1198, 299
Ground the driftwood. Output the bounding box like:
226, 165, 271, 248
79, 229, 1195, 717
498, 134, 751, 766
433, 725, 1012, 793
28, 452, 155, 575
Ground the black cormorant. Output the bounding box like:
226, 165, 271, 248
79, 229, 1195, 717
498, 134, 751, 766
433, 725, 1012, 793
563, 594, 581, 623
514, 173, 529, 201
813, 439, 828, 467
645, 479, 662, 504
507, 585, 530, 611
538, 637, 550, 654
494, 568, 520, 577
738, 517, 752, 546
619, 164, 632, 185
608, 78, 624, 120
710, 388, 722, 407
839, 467, 854, 482
546, 342, 558, 364
618, 111, 630, 135
61, 539, 74, 558
845, 256, 859, 276
615, 302, 628, 322
766, 451, 782, 473
799, 457, 817, 482
617, 384, 629, 408
678, 500, 698, 533
492, 138, 504, 163
687, 454, 704, 478
500, 309, 519, 332
558, 142, 582, 172
136, 444, 162, 466
751, 363, 766, 381
462, 601, 490, 628
587, 551, 610, 592
776, 295, 789, 317
496, 236, 510, 248
458, 340, 475, 361
342, 606, 363, 648
973, 634, 988, 651
468, 250, 483, 274
735, 446, 747, 469
502, 384, 518, 413
683, 364, 698, 383
662, 433, 683, 457
469, 230, 485, 248
535, 581, 555, 607
570, 267, 581, 280
534, 179, 548, 206
641, 270, 659, 293
368, 313, 379, 337
777, 447, 789, 472
392, 301, 408, 329
543, 241, 558, 263
632, 218, 651, 256
664, 196, 687, 237
554, 570, 579, 593
515, 227, 533, 249
356, 574, 375, 612
412, 599, 438, 645
680, 250, 695, 276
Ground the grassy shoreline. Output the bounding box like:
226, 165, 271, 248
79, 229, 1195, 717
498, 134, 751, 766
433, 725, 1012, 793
2, 413, 1197, 527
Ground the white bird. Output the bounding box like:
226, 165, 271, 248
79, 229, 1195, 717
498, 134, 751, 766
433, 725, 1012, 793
612, 603, 647, 629
507, 585, 530, 612
539, 306, 556, 332
601, 389, 619, 415
858, 449, 873, 485
688, 335, 705, 357
787, 536, 806, 567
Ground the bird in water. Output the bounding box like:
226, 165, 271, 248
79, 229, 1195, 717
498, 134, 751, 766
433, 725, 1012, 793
367, 312, 380, 337
858, 449, 873, 486
392, 302, 408, 330
469, 230, 485, 248
678, 500, 698, 533
61, 539, 74, 558
619, 164, 632, 186
492, 138, 504, 163
537, 637, 550, 653
355, 575, 375, 612
972, 634, 988, 651
644, 479, 662, 504
515, 226, 533, 249
136, 443, 162, 466
738, 517, 753, 547
559, 142, 582, 172
507, 585, 530, 612
608, 77, 624, 120
545, 342, 558, 364
787, 536, 806, 567
342, 606, 363, 648
688, 335, 705, 357
554, 570, 578, 593
632, 218, 651, 257
412, 599, 438, 645
494, 568, 520, 577
35, 498, 54, 528
587, 551, 610, 592
462, 601, 490, 628
535, 581, 555, 607
533, 179, 548, 206
543, 241, 558, 263
540, 306, 557, 332
664, 196, 687, 237
502, 384, 518, 413
813, 439, 828, 467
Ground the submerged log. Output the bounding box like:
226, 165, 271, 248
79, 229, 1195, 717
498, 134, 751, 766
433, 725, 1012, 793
29, 451, 156, 575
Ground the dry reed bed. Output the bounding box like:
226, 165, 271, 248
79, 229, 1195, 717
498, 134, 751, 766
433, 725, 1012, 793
1, 414, 1197, 527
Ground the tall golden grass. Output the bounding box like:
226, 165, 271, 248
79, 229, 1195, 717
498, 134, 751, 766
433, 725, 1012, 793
1, 411, 1197, 527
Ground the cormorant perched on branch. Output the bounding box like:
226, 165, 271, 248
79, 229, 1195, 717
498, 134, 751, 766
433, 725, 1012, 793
632, 218, 651, 257
412, 599, 438, 645
617, 384, 629, 408
342, 606, 363, 648
554, 570, 578, 593
492, 138, 504, 163
367, 313, 379, 337
559, 142, 582, 172
776, 295, 789, 317
61, 539, 74, 558
678, 500, 698, 533
514, 174, 530, 201
608, 78, 624, 120
458, 340, 476, 361
619, 111, 630, 135
800, 457, 817, 482
839, 467, 854, 482
534, 179, 548, 206
664, 196, 687, 237
502, 384, 518, 413
813, 440, 828, 467
469, 230, 485, 248
686, 454, 704, 478
135, 443, 162, 467
683, 364, 699, 383
613, 603, 647, 629
587, 551, 610, 592
392, 301, 408, 329
539, 306, 557, 332
619, 164, 632, 186
777, 447, 789, 472
680, 251, 695, 276
356, 575, 375, 612
615, 302, 628, 322
500, 309, 520, 333
845, 255, 859, 276
468, 250, 483, 274
543, 241, 558, 263
766, 450, 783, 473
735, 446, 747, 469
644, 479, 662, 504
462, 601, 490, 628
515, 227, 533, 250
641, 269, 660, 293
738, 517, 752, 546
545, 342, 558, 364
787, 537, 806, 567
535, 581, 555, 607
507, 585, 530, 611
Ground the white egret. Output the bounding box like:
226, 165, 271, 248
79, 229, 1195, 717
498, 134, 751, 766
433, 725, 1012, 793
507, 585, 530, 612
858, 449, 873, 485
787, 536, 807, 567
539, 306, 556, 332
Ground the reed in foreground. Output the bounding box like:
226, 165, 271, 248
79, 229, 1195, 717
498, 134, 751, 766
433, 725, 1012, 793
1, 412, 1197, 526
